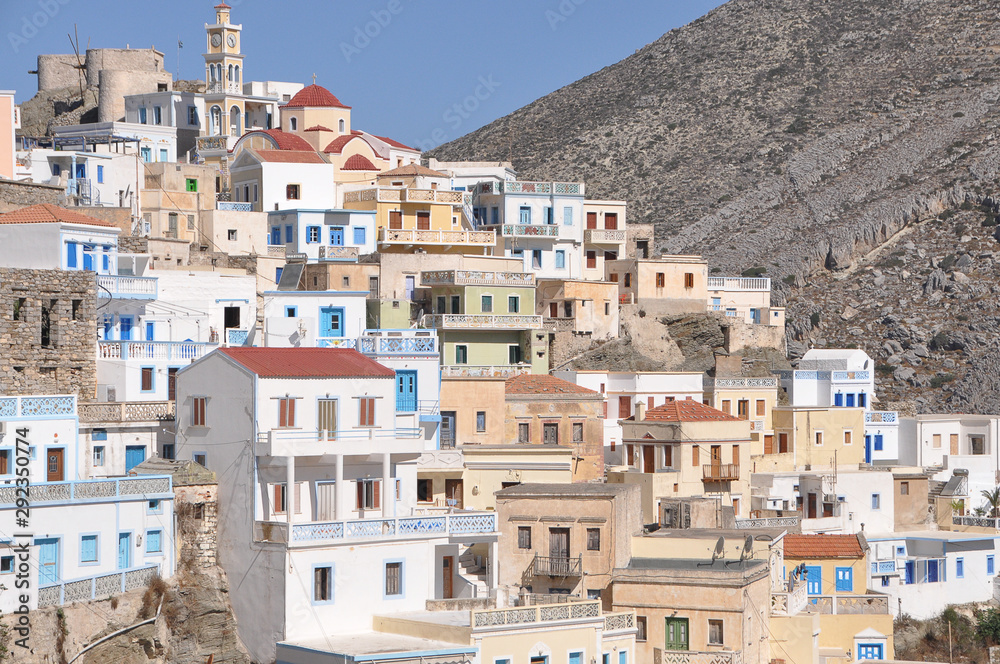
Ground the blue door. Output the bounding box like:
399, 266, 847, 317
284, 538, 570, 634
569, 653, 583, 664
83, 245, 95, 271
805, 565, 822, 594
270, 227, 281, 245
125, 445, 146, 472
120, 316, 133, 340
319, 307, 344, 338
330, 227, 344, 246
750, 308, 760, 324
118, 533, 131, 570
834, 393, 844, 406
75, 163, 86, 179
846, 393, 856, 407
146, 322, 155, 341
405, 276, 415, 300
858, 644, 884, 660
396, 371, 417, 413
36, 538, 59, 585
865, 436, 872, 463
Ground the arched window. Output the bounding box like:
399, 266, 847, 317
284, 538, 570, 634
210, 105, 222, 136
339, 118, 346, 134
208, 65, 215, 82
234, 65, 240, 84
228, 64, 234, 82
289, 117, 297, 132
230, 106, 241, 136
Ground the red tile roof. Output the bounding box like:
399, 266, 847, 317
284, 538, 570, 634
506, 374, 600, 396
342, 154, 378, 171
285, 84, 350, 109
783, 534, 865, 559
214, 2, 231, 8
253, 129, 314, 151
0, 204, 116, 227
304, 125, 333, 132
378, 163, 448, 178
639, 398, 740, 422
254, 150, 327, 164
323, 135, 358, 154
219, 348, 394, 378
374, 135, 418, 152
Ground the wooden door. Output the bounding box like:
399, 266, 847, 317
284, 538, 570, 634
442, 556, 454, 599
732, 497, 740, 516
167, 368, 178, 401
604, 213, 618, 230
549, 527, 570, 568
46, 448, 64, 482
764, 434, 774, 455
549, 302, 559, 318
642, 446, 655, 473
950, 434, 959, 455
586, 212, 598, 229
807, 493, 817, 519
389, 210, 403, 229
711, 445, 722, 471
618, 396, 632, 418
417, 212, 431, 230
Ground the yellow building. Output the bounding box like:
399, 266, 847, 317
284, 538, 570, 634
606, 254, 707, 310
780, 534, 894, 663
610, 399, 754, 521
758, 406, 867, 474
703, 374, 780, 456
140, 162, 217, 241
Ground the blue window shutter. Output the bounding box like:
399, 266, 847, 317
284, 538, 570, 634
81, 535, 97, 562
147, 530, 161, 553
67, 242, 78, 268
564, 206, 573, 225
285, 225, 293, 242
874, 435, 883, 451
97, 165, 104, 183
556, 251, 565, 269
835, 567, 853, 592
989, 556, 995, 575
845, 393, 855, 407
275, 267, 283, 283
834, 393, 844, 407
353, 227, 366, 245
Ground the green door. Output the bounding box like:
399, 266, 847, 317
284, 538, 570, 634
665, 617, 689, 651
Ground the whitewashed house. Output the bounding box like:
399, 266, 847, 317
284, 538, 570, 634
0, 395, 173, 613
262, 290, 368, 347
52, 121, 178, 164
780, 349, 899, 464
266, 208, 376, 261
0, 204, 121, 273
473, 180, 586, 280
551, 369, 704, 464
173, 347, 498, 663
866, 530, 1000, 619
229, 146, 337, 212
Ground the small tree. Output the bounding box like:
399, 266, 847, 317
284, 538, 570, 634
977, 607, 1000, 645
981, 487, 1000, 518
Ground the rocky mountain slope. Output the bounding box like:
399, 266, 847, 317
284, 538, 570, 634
430, 0, 1000, 413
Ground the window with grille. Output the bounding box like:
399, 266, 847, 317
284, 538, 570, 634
572, 422, 583, 442
385, 562, 402, 596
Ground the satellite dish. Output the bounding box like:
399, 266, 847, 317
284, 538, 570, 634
740, 534, 754, 562
711, 536, 725, 564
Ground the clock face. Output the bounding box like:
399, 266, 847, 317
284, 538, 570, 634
211, 33, 222, 47
227, 34, 237, 48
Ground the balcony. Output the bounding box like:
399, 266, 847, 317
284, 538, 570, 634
196, 135, 231, 152
771, 580, 809, 616
206, 81, 242, 94
422, 313, 543, 330
98, 341, 216, 361
441, 365, 532, 379
472, 599, 600, 629
267, 244, 286, 257
832, 370, 871, 381
217, 201, 252, 212
378, 228, 496, 247
0, 394, 75, 418
871, 561, 898, 575
733, 515, 800, 529
702, 463, 740, 482
707, 276, 771, 291
953, 515, 1000, 529
0, 476, 172, 506
257, 511, 498, 547
654, 650, 742, 664
97, 275, 158, 299
497, 224, 559, 238
808, 594, 890, 615
475, 181, 584, 196
544, 317, 576, 332
256, 427, 423, 457
585, 228, 626, 244
531, 554, 583, 577
227, 328, 250, 346
38, 564, 160, 609
78, 401, 175, 423
865, 410, 898, 424
711, 377, 778, 389
343, 187, 464, 205
421, 269, 535, 287
358, 331, 437, 356
318, 245, 359, 261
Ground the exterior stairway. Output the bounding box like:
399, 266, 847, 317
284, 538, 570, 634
458, 546, 490, 598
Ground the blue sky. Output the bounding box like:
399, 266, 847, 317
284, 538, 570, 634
2, 0, 726, 148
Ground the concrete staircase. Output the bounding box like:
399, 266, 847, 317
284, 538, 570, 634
458, 546, 489, 598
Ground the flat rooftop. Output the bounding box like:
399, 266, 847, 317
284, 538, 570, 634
384, 610, 471, 628
277, 631, 473, 658
497, 483, 636, 498
866, 530, 1000, 542
643, 527, 788, 539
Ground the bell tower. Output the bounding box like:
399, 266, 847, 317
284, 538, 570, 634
204, 2, 246, 138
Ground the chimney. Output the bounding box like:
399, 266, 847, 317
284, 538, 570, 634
635, 400, 646, 421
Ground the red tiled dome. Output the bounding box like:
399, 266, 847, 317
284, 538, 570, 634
343, 154, 378, 171
255, 129, 314, 151
285, 84, 350, 109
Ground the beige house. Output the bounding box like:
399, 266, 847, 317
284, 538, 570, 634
758, 406, 867, 473
610, 399, 754, 521
140, 162, 217, 241
582, 200, 627, 281
703, 373, 780, 457
504, 374, 605, 482
536, 278, 620, 340
606, 254, 708, 310
707, 276, 786, 328
495, 483, 642, 602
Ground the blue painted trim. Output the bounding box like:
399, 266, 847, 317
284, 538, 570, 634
215, 299, 250, 304
310, 562, 335, 605
275, 643, 478, 661
382, 558, 405, 600
147, 499, 163, 514
79, 532, 100, 566
144, 529, 164, 555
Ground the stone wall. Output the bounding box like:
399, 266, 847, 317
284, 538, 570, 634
0, 178, 64, 212
36, 54, 81, 92
721, 316, 786, 353
0, 268, 96, 399
118, 235, 149, 255
175, 483, 219, 571
66, 206, 131, 233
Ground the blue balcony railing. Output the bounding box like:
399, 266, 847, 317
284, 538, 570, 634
287, 511, 497, 545
38, 564, 160, 608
